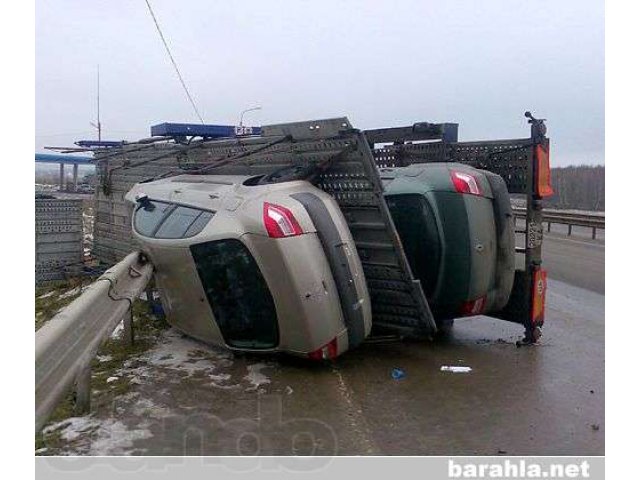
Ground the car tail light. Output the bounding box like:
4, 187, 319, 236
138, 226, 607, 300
534, 143, 554, 198
531, 267, 547, 325
459, 295, 487, 316
263, 202, 303, 238
451, 170, 482, 196
308, 337, 338, 361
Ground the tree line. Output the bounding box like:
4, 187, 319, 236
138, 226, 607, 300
546, 165, 605, 211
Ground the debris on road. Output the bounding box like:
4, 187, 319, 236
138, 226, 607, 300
440, 366, 472, 373
391, 368, 406, 380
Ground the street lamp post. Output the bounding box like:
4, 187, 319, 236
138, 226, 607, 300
239, 106, 262, 127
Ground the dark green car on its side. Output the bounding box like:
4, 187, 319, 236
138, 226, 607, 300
382, 163, 515, 324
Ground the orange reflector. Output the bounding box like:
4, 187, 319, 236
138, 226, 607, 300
535, 143, 554, 198
531, 268, 547, 325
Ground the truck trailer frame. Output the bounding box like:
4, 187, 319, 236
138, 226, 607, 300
89, 112, 551, 343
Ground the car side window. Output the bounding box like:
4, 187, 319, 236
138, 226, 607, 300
134, 201, 173, 237
134, 201, 214, 239
155, 206, 203, 239
184, 211, 214, 237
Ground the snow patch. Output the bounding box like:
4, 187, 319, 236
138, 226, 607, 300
88, 419, 153, 455
136, 329, 232, 376
41, 415, 153, 455
131, 397, 175, 419
111, 320, 124, 339
58, 287, 82, 299
244, 363, 271, 391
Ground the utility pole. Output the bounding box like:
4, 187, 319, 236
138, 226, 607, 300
97, 65, 101, 141
90, 65, 102, 141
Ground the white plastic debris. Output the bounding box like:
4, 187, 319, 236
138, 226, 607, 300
440, 366, 472, 373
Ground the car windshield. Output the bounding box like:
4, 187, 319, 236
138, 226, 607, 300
190, 239, 279, 349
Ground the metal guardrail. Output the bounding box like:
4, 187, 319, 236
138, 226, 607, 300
35, 251, 153, 432
513, 208, 605, 239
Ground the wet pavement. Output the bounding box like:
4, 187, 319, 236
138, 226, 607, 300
39, 277, 604, 456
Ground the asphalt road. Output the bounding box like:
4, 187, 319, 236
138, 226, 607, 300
39, 230, 605, 457
543, 232, 605, 294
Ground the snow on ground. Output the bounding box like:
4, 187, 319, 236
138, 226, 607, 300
39, 327, 278, 455
42, 416, 153, 456
110, 320, 124, 339
58, 287, 82, 299
131, 397, 176, 419
114, 328, 268, 392
244, 363, 272, 392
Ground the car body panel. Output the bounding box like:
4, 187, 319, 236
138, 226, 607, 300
125, 174, 371, 358
382, 163, 514, 320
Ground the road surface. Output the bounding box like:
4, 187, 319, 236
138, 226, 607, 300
38, 230, 605, 456
543, 232, 605, 294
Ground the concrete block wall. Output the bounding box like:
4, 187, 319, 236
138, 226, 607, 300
35, 198, 84, 284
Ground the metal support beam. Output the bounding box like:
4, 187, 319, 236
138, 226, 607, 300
74, 364, 91, 415
73, 163, 79, 192
59, 163, 65, 191
123, 308, 135, 346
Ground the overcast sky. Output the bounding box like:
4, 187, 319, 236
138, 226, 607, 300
35, 0, 604, 166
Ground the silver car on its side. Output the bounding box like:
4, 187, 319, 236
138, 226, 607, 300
125, 174, 371, 360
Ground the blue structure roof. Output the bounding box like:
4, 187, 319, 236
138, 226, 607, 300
35, 154, 94, 165
150, 123, 261, 138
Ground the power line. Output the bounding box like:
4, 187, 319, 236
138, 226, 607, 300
143, 0, 205, 124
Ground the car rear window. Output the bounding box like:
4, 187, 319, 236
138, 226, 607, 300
190, 239, 279, 349
133, 200, 173, 237
386, 194, 442, 298
133, 201, 214, 239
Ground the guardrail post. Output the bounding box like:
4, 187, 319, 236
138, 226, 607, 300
568, 224, 572, 236
592, 227, 597, 240
123, 308, 135, 346
547, 222, 551, 232
74, 364, 91, 415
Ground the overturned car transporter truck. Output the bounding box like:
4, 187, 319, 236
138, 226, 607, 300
89, 112, 553, 359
